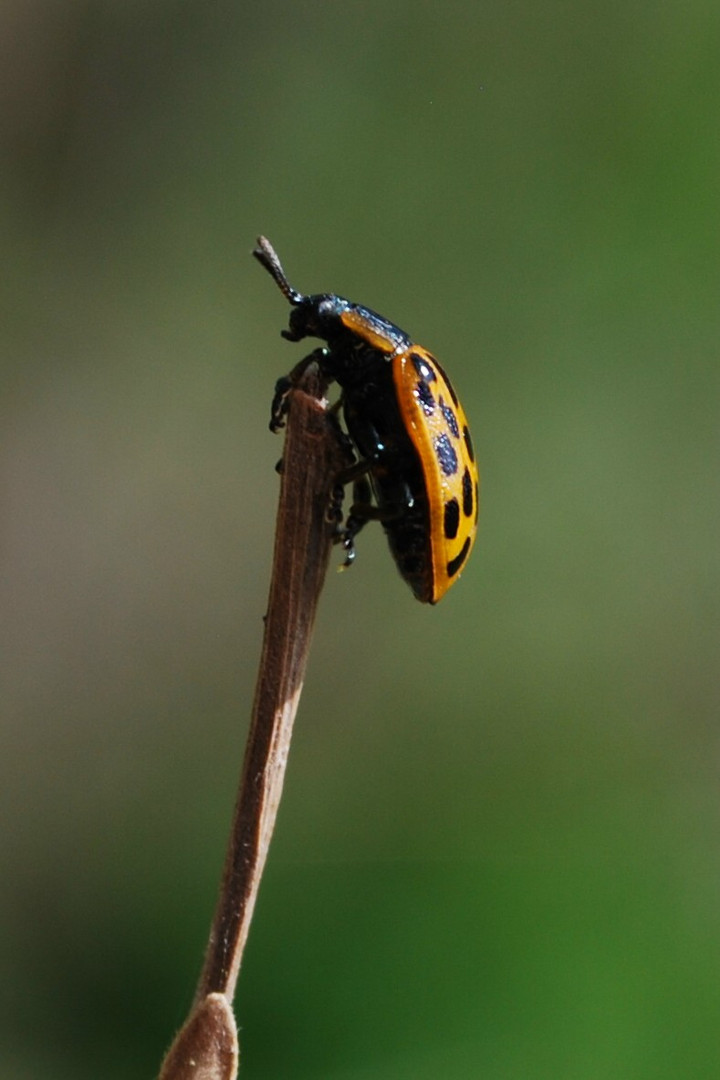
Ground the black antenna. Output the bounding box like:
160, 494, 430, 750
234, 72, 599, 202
253, 236, 303, 305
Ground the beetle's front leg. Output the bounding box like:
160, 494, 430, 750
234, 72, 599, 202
269, 347, 329, 432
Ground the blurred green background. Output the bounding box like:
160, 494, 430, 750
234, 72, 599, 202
2, 2, 719, 1077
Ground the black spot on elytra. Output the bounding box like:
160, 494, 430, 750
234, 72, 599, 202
415, 379, 436, 415
411, 352, 436, 382
440, 397, 460, 439
463, 425, 475, 463
435, 433, 458, 476
462, 467, 473, 517
447, 537, 471, 578
444, 498, 460, 540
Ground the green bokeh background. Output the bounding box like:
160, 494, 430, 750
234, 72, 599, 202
2, 3, 719, 1077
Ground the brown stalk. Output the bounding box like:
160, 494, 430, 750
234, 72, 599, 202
159, 362, 347, 1080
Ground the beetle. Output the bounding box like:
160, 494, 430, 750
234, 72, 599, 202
254, 236, 479, 603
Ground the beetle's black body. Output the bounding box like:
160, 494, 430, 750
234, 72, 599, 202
273, 291, 433, 598
321, 329, 433, 599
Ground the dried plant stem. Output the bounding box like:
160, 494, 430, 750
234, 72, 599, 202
159, 364, 346, 1080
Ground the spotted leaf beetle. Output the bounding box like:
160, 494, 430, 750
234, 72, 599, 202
254, 236, 479, 603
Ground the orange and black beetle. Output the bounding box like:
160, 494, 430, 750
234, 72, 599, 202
254, 236, 478, 603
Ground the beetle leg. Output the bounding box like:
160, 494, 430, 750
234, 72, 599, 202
269, 375, 293, 432
335, 466, 407, 569
333, 456, 374, 488
326, 477, 347, 531
336, 472, 375, 567
269, 347, 329, 432
331, 450, 412, 572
